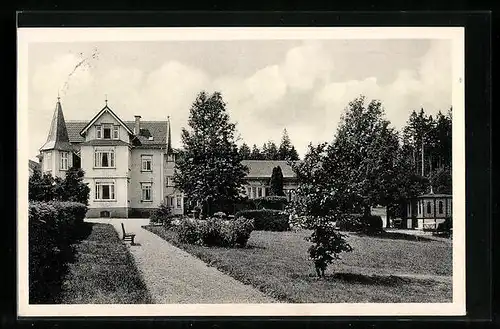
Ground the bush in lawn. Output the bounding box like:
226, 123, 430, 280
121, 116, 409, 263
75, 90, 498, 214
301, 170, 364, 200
360, 215, 383, 234
150, 202, 173, 225
306, 218, 353, 277
254, 196, 288, 210
175, 217, 254, 247
198, 218, 226, 246
336, 214, 383, 234
176, 218, 202, 244
231, 217, 254, 247
235, 209, 290, 231
29, 201, 88, 303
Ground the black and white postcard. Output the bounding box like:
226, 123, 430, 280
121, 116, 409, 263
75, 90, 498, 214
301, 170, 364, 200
17, 27, 465, 317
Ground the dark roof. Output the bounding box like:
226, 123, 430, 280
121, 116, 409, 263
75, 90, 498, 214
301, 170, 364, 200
80, 139, 131, 147
66, 121, 87, 143
241, 160, 297, 178
40, 101, 73, 151
125, 121, 167, 146
66, 120, 168, 147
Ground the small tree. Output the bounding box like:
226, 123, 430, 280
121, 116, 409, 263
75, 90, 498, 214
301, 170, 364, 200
29, 170, 56, 201
306, 218, 353, 277
58, 167, 90, 205
288, 143, 353, 277
269, 166, 285, 196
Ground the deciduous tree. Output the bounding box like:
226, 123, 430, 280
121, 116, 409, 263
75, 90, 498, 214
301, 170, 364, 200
174, 91, 249, 217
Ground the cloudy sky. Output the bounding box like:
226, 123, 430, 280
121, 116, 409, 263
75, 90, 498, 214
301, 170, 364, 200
27, 39, 452, 160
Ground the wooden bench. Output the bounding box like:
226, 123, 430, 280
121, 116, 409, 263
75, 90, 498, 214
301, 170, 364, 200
121, 223, 136, 245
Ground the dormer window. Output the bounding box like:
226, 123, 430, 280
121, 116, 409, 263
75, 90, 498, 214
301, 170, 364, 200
96, 126, 102, 139
103, 124, 112, 139
113, 126, 119, 139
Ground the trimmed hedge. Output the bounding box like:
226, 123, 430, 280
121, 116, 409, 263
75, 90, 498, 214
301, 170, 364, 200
29, 201, 88, 303
176, 217, 254, 247
234, 209, 290, 231
254, 196, 288, 211
336, 213, 383, 234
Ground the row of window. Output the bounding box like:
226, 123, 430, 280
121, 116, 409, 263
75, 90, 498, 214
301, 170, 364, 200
45, 149, 162, 171
243, 186, 296, 201
93, 150, 153, 170
94, 181, 153, 202
418, 200, 447, 215
96, 124, 120, 140
94, 181, 183, 209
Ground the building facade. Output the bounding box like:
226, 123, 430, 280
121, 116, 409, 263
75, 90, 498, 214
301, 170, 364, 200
240, 160, 298, 202
39, 99, 185, 217
38, 99, 299, 218
405, 187, 452, 230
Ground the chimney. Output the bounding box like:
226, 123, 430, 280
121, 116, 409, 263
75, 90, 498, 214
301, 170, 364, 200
134, 115, 141, 135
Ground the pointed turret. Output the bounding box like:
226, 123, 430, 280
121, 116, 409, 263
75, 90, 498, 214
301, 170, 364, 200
166, 115, 172, 153
40, 97, 73, 151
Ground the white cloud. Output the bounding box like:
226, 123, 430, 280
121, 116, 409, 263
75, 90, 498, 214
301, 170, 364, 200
281, 41, 335, 91
31, 53, 94, 112
245, 65, 287, 106
312, 40, 452, 131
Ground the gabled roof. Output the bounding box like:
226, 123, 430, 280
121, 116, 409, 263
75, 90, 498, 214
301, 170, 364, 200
40, 100, 74, 151
66, 120, 169, 146
241, 160, 297, 179
79, 105, 134, 137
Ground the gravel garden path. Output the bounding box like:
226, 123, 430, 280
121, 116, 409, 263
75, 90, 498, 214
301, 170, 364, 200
86, 218, 276, 304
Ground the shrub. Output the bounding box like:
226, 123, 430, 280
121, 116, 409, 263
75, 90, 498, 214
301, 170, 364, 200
175, 217, 254, 247
199, 218, 225, 246
29, 201, 88, 303
336, 213, 363, 232
29, 168, 90, 205
361, 215, 383, 234
150, 202, 173, 225
306, 218, 353, 277
231, 217, 254, 247
176, 218, 202, 244
336, 214, 383, 234
235, 209, 290, 231
254, 196, 288, 210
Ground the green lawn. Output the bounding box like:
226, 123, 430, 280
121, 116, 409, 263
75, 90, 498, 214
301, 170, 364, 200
59, 223, 152, 304
146, 226, 452, 303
